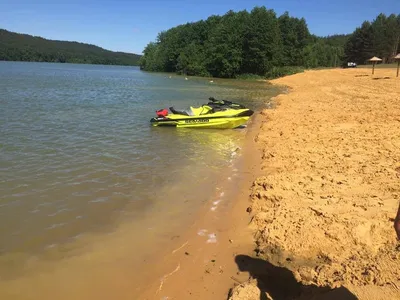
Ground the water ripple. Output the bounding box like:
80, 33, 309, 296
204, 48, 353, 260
0, 61, 278, 256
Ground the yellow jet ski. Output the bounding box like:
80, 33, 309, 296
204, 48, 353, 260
150, 97, 254, 129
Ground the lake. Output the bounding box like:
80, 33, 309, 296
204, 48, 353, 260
0, 61, 279, 298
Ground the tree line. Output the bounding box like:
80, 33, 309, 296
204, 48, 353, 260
140, 7, 400, 78
140, 7, 348, 78
344, 13, 400, 65
0, 29, 141, 66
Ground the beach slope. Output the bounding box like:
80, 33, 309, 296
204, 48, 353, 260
231, 68, 400, 300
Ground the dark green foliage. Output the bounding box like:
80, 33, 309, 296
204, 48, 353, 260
344, 22, 374, 64
278, 12, 311, 66
234, 73, 265, 80
344, 14, 400, 64
139, 42, 165, 70
320, 34, 351, 48
240, 7, 282, 76
140, 9, 399, 77
0, 29, 141, 66
206, 10, 248, 77
302, 40, 344, 68
140, 6, 347, 78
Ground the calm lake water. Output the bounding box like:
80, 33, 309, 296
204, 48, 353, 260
0, 61, 279, 298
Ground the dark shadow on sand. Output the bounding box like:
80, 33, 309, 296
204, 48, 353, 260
233, 255, 358, 300
372, 76, 391, 80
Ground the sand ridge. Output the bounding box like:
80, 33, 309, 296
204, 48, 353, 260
229, 68, 400, 300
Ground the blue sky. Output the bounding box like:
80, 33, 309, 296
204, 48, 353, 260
0, 0, 398, 54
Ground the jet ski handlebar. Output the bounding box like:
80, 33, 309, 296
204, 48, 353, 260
208, 97, 246, 109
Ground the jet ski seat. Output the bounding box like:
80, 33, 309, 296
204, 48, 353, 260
190, 105, 213, 116
169, 105, 213, 116
169, 107, 190, 116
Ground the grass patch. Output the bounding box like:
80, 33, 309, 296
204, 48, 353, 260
235, 66, 306, 81
265, 66, 305, 79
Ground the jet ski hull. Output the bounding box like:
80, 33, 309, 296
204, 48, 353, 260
151, 116, 252, 129
150, 109, 253, 129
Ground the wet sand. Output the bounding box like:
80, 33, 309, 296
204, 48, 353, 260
141, 68, 400, 300
0, 114, 264, 300
136, 112, 266, 299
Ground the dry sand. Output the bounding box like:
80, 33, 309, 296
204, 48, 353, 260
229, 68, 400, 300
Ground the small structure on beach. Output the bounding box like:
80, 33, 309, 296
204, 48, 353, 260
395, 53, 400, 77
368, 56, 383, 75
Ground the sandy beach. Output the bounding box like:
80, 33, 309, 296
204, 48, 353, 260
230, 68, 400, 300
139, 68, 400, 300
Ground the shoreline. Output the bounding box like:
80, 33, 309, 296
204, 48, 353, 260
0, 63, 280, 300
140, 67, 400, 300
136, 105, 271, 299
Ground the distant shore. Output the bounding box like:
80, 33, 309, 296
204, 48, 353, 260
0, 28, 141, 66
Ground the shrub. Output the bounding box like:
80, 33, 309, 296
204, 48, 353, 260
235, 73, 266, 80
265, 66, 304, 79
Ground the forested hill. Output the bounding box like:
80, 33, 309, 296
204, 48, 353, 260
140, 7, 399, 78
0, 29, 141, 66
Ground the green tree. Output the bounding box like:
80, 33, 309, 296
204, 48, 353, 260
279, 12, 311, 66
344, 21, 374, 64
140, 9, 399, 78
205, 10, 248, 77
241, 7, 282, 75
